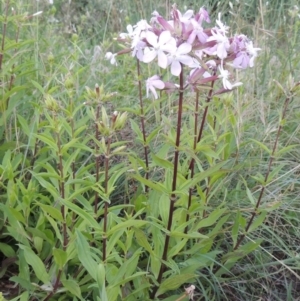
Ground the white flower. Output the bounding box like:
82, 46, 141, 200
245, 40, 261, 67
218, 64, 242, 90
168, 43, 193, 76
146, 75, 165, 99
143, 31, 176, 69
206, 29, 230, 59
105, 52, 117, 66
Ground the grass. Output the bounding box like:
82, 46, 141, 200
0, 0, 300, 300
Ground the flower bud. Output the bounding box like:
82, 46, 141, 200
113, 112, 127, 131
44, 94, 59, 112
47, 53, 55, 64
98, 121, 110, 136
65, 77, 74, 90
71, 34, 78, 43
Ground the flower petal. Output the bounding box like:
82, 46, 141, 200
171, 60, 182, 76
158, 30, 172, 45
143, 48, 157, 63
177, 42, 192, 55
157, 51, 168, 69
146, 31, 158, 47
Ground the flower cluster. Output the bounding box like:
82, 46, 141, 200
106, 4, 260, 99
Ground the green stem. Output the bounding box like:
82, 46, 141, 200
103, 135, 111, 261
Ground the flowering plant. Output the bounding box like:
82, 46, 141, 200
107, 4, 260, 98
105, 4, 265, 299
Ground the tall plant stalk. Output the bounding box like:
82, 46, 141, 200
94, 85, 101, 214
44, 120, 67, 301
102, 135, 112, 261
184, 91, 199, 233
136, 59, 149, 192
185, 75, 217, 228
234, 91, 294, 250
150, 65, 184, 299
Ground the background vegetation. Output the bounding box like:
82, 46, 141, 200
0, 0, 300, 300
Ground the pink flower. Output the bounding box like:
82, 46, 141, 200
187, 19, 208, 44
168, 43, 193, 76
146, 75, 165, 99
143, 31, 176, 69
206, 29, 230, 59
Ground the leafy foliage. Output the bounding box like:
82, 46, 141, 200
0, 1, 300, 301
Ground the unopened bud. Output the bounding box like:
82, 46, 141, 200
71, 34, 78, 43
95, 84, 100, 97
98, 122, 110, 136
65, 77, 74, 90
47, 53, 55, 64
44, 94, 59, 112
113, 111, 127, 131
85, 86, 97, 100
50, 5, 56, 15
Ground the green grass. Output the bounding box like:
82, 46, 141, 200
0, 0, 300, 300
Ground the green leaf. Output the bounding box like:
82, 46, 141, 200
134, 228, 154, 256
196, 208, 226, 229
248, 211, 268, 233
146, 126, 163, 145
31, 172, 59, 199
53, 248, 67, 269
107, 220, 148, 237
231, 212, 240, 247
249, 138, 271, 154
61, 198, 101, 230
131, 174, 168, 194
61, 279, 82, 298
17, 115, 31, 137
111, 249, 142, 285
35, 133, 58, 151
151, 153, 173, 169
130, 119, 143, 142
275, 144, 298, 156
246, 187, 256, 205
156, 273, 196, 297
170, 231, 207, 239
38, 203, 63, 222
76, 230, 98, 281
0, 243, 15, 257
178, 161, 228, 193
96, 263, 108, 301
18, 245, 50, 284
107, 229, 125, 257
31, 80, 45, 94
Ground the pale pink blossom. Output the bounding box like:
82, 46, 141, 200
206, 29, 230, 59
218, 64, 242, 90
146, 75, 165, 99
168, 43, 193, 76
143, 31, 176, 69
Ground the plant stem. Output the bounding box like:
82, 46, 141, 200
0, 0, 9, 70
103, 135, 112, 262
184, 75, 217, 230
94, 104, 101, 214
150, 66, 184, 299
234, 92, 292, 250
136, 59, 149, 192
185, 91, 199, 233
44, 127, 67, 301
56, 131, 67, 250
